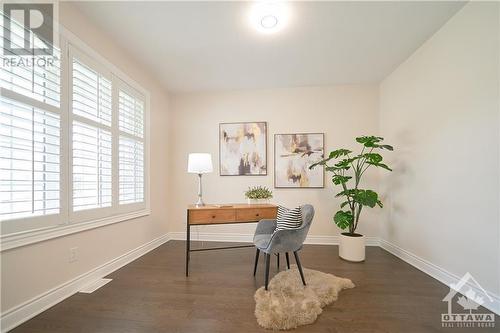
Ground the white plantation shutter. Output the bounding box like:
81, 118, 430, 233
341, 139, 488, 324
0, 12, 62, 230
72, 59, 112, 126
119, 136, 144, 204
119, 90, 143, 138
0, 96, 61, 221
70, 54, 113, 213
118, 89, 144, 205
72, 121, 112, 211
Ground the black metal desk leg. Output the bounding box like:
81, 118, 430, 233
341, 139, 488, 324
186, 217, 190, 277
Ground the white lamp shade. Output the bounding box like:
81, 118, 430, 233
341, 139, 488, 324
188, 153, 213, 174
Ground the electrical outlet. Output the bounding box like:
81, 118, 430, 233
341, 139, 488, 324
69, 247, 78, 263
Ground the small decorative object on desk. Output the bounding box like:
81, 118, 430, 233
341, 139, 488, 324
245, 186, 273, 204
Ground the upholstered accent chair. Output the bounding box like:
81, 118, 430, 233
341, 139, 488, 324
253, 204, 315, 290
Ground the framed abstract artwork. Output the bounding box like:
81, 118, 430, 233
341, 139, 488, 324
274, 133, 324, 188
219, 122, 267, 176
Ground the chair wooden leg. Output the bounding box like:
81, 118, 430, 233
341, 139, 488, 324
253, 248, 260, 276
276, 253, 280, 270
294, 251, 306, 286
265, 253, 270, 290
285, 252, 290, 269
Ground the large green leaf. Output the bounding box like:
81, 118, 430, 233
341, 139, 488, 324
363, 153, 382, 164
368, 144, 394, 150
325, 165, 350, 172
334, 210, 353, 230
335, 158, 358, 169
356, 136, 393, 151
309, 159, 327, 169
366, 161, 393, 171
356, 136, 383, 147
329, 149, 352, 159
336, 189, 357, 198
309, 149, 354, 170
331, 175, 352, 185
353, 190, 378, 208
379, 144, 394, 151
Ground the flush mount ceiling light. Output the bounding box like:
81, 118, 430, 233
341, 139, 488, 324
249, 1, 290, 34
261, 15, 278, 29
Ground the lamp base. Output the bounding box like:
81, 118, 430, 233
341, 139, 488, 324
194, 173, 205, 207
195, 197, 205, 207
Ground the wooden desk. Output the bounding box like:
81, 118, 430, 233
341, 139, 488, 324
186, 203, 278, 276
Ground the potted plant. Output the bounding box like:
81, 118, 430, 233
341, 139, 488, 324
245, 186, 273, 204
310, 136, 393, 262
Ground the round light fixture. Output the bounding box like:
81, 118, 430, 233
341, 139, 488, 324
260, 15, 278, 29
249, 2, 290, 34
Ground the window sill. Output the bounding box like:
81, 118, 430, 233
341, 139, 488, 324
0, 209, 151, 252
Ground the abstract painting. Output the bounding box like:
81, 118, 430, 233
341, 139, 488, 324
219, 122, 267, 175
274, 133, 324, 188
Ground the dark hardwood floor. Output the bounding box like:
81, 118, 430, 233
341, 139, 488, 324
12, 241, 498, 332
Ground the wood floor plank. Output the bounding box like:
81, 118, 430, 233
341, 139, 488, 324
10, 241, 498, 332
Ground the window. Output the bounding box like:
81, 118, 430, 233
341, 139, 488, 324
1, 15, 149, 242
71, 56, 113, 212
1, 12, 63, 232
0, 97, 61, 221
67, 46, 147, 219
118, 89, 145, 205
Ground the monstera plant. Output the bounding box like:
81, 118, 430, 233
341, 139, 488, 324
310, 136, 393, 261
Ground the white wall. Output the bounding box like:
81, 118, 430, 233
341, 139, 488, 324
1, 3, 170, 313
168, 85, 381, 239
379, 2, 499, 295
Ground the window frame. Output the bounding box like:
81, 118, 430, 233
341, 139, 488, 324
1, 26, 151, 251
0, 88, 65, 234
68, 44, 116, 223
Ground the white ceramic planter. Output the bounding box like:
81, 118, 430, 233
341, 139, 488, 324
339, 233, 365, 262
247, 198, 270, 205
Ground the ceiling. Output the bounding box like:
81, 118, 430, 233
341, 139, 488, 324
72, 1, 465, 93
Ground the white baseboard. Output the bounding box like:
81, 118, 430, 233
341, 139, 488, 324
0, 234, 170, 333
168, 232, 380, 246
379, 238, 500, 315
78, 278, 113, 294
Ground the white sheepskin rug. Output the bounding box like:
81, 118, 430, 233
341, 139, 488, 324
254, 265, 354, 330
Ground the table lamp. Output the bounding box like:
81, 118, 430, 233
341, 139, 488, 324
187, 153, 213, 207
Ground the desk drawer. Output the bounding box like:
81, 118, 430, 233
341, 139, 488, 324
189, 209, 236, 224
236, 208, 277, 222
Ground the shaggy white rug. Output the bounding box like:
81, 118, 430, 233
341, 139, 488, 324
254, 265, 354, 330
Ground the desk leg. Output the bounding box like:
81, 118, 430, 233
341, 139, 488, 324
186, 216, 190, 277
